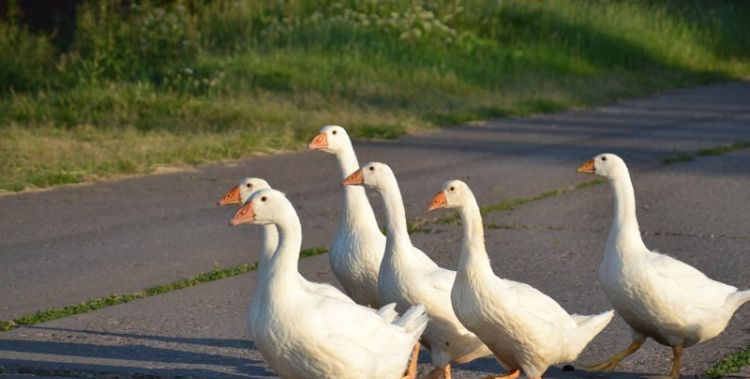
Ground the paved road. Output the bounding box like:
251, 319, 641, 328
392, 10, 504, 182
1, 81, 749, 378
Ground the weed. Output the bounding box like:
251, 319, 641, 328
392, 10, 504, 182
0, 247, 328, 332
575, 178, 607, 189
485, 223, 516, 230
659, 141, 750, 167
406, 218, 434, 234
697, 141, 750, 156
433, 178, 606, 226
706, 346, 750, 377
299, 246, 330, 258
662, 153, 694, 165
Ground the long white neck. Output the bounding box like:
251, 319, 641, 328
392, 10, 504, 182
336, 145, 379, 230
267, 207, 304, 289
606, 169, 647, 258
378, 178, 417, 267
258, 225, 278, 270
456, 197, 493, 278
335, 144, 361, 181
248, 224, 278, 340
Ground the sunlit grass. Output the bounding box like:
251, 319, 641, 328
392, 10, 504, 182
1, 0, 749, 191
706, 346, 750, 377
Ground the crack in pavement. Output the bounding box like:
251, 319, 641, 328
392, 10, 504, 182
0, 248, 328, 333
482, 222, 750, 242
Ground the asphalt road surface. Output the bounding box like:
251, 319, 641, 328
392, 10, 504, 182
1, 81, 749, 378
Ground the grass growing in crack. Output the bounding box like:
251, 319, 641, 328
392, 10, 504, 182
660, 140, 750, 167
436, 178, 607, 225
382, 221, 434, 235
0, 247, 328, 332
485, 223, 517, 230
407, 218, 435, 234
420, 138, 750, 231
698, 141, 750, 156
142, 263, 259, 297
426, 138, 750, 229
485, 223, 577, 232
574, 178, 607, 189
300, 246, 330, 258
662, 153, 694, 165
706, 346, 750, 377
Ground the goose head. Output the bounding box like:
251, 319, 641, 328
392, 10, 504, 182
230, 189, 291, 226
428, 180, 472, 211
341, 161, 394, 191
577, 153, 628, 179
218, 177, 271, 206
308, 125, 352, 154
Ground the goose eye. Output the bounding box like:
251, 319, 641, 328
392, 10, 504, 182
261, 196, 267, 202
246, 183, 252, 188
601, 156, 607, 161
449, 186, 455, 192
332, 130, 337, 135
368, 166, 374, 171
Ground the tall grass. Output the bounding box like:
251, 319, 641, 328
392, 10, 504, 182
1, 0, 750, 191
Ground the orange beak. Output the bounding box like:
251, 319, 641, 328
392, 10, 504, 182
218, 186, 241, 206
428, 191, 448, 211
308, 132, 328, 150
342, 168, 364, 186
577, 159, 596, 174
230, 201, 255, 226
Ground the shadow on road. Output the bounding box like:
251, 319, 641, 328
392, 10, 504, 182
0, 326, 275, 378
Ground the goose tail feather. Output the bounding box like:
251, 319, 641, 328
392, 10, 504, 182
394, 304, 429, 342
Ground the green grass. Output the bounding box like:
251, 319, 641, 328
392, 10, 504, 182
299, 246, 330, 258
2, 0, 750, 192
485, 222, 516, 230
706, 346, 750, 377
0, 247, 328, 332
698, 141, 750, 156
660, 140, 750, 167
436, 178, 607, 225
426, 139, 750, 230
662, 153, 694, 165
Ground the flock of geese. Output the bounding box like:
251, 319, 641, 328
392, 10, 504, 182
216, 125, 750, 379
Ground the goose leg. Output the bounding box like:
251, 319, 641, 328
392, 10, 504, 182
671, 344, 683, 378
400, 343, 420, 379
585, 339, 643, 372
650, 344, 682, 379
425, 364, 451, 379
483, 368, 520, 379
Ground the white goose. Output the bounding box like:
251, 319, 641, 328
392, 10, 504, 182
578, 153, 750, 378
309, 125, 387, 307
230, 189, 429, 379
344, 163, 491, 379
218, 178, 401, 337
428, 180, 614, 379
219, 178, 277, 273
